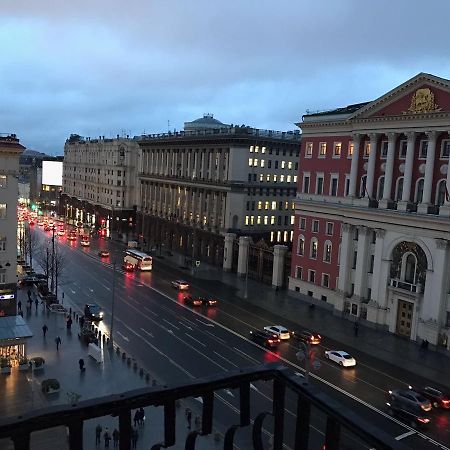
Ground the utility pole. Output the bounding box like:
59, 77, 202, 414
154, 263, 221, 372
110, 260, 117, 348
51, 227, 55, 293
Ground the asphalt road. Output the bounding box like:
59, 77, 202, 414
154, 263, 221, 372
32, 226, 450, 450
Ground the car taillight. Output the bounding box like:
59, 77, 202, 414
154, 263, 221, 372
420, 404, 430, 411
268, 339, 273, 344
418, 417, 430, 424
442, 399, 450, 406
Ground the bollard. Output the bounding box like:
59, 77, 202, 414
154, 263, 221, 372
133, 362, 138, 371
139, 368, 144, 377
122, 352, 126, 359
127, 357, 132, 366
145, 373, 150, 382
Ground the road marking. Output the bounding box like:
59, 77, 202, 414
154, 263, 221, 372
116, 331, 129, 342
213, 351, 239, 368
395, 430, 416, 440
203, 329, 226, 344
143, 306, 158, 316
185, 333, 207, 347
163, 319, 179, 330
70, 289, 76, 294
140, 328, 154, 338
233, 347, 260, 364
196, 319, 214, 327
179, 322, 193, 330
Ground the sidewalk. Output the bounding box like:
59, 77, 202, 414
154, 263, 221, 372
0, 288, 222, 450
150, 248, 450, 389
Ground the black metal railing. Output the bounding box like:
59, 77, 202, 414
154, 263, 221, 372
0, 364, 410, 450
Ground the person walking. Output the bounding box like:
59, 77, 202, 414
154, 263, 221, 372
95, 424, 102, 445
55, 336, 61, 350
353, 322, 359, 337
133, 409, 139, 427
42, 324, 48, 337
17, 300, 22, 312
34, 297, 38, 310
131, 426, 138, 449
27, 289, 32, 301
138, 407, 145, 427
66, 316, 73, 330
104, 427, 111, 448
112, 428, 119, 448
185, 408, 192, 429
78, 358, 85, 371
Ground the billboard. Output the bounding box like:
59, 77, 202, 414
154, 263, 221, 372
42, 161, 63, 186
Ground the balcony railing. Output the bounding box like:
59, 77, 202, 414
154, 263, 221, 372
390, 278, 422, 294
0, 364, 409, 450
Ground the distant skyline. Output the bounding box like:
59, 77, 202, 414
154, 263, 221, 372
2, 0, 450, 155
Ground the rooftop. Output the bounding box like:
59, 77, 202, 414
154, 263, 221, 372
0, 315, 33, 341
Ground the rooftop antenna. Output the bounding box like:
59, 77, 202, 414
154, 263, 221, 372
167, 120, 170, 132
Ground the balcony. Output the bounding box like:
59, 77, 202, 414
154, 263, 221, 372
390, 278, 422, 294
0, 364, 407, 450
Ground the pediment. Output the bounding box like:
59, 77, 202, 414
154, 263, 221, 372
349, 73, 450, 120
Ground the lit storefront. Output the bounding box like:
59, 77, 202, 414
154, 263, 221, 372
0, 316, 33, 366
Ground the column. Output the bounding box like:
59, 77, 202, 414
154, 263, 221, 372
272, 245, 288, 288
380, 132, 398, 207
369, 229, 385, 306
222, 233, 235, 271
440, 138, 450, 216
348, 134, 361, 197
353, 226, 371, 301
366, 133, 379, 199
336, 223, 353, 311
418, 131, 438, 213
201, 151, 206, 179
398, 132, 416, 211
237, 236, 251, 277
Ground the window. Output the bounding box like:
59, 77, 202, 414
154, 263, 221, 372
377, 176, 385, 200
333, 142, 342, 157
404, 253, 417, 284
330, 177, 338, 196
326, 222, 334, 236
0, 203, 6, 219
264, 216, 269, 225
316, 175, 324, 195
271, 201, 277, 210
364, 142, 370, 157
369, 254, 374, 273
291, 215, 295, 225
0, 236, 5, 252
308, 270, 316, 283
297, 234, 305, 256
293, 175, 297, 183
260, 160, 265, 168
281, 161, 286, 169
287, 175, 291, 183
273, 175, 277, 182
419, 140, 428, 159
441, 140, 450, 158
323, 241, 332, 263
348, 142, 354, 158
399, 140, 407, 159
303, 175, 310, 194
249, 146, 254, 153
319, 142, 327, 157
312, 220, 319, 233
360, 175, 367, 197
345, 177, 350, 196
258, 201, 262, 210
271, 216, 275, 225
280, 175, 285, 182
248, 158, 253, 167
310, 238, 318, 259
266, 174, 271, 182
322, 273, 330, 288
436, 179, 446, 206
265, 201, 269, 210
352, 250, 357, 269
299, 217, 306, 230
0, 175, 6, 188
288, 161, 292, 169
254, 146, 259, 153
380, 141, 388, 159
259, 174, 264, 182
295, 266, 303, 279
305, 143, 313, 157
262, 147, 266, 154
395, 177, 404, 201
268, 160, 272, 169
245, 216, 249, 225
415, 178, 424, 203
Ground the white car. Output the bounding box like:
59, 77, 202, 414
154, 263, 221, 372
80, 240, 90, 247
324, 350, 356, 367
263, 325, 291, 340
171, 280, 189, 290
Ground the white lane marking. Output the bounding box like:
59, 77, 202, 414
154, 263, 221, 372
89, 288, 94, 292
185, 333, 207, 347
167, 329, 174, 334
196, 319, 214, 327
203, 329, 225, 343
233, 347, 260, 364
163, 319, 179, 330
179, 322, 193, 330
395, 430, 416, 440
143, 306, 158, 316
70, 289, 76, 294
140, 328, 154, 338
213, 351, 239, 368
116, 331, 129, 342
104, 286, 112, 291
294, 372, 305, 378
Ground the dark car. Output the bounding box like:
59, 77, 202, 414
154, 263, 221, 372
199, 297, 218, 307
249, 330, 281, 348
19, 275, 39, 286
388, 389, 432, 412
386, 402, 430, 428
292, 330, 321, 345
98, 250, 110, 258
418, 386, 450, 409
183, 295, 203, 307
84, 303, 104, 321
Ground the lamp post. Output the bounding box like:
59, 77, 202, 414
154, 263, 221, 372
110, 260, 117, 348
244, 245, 249, 299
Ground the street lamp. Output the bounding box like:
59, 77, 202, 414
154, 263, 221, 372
244, 245, 249, 299
110, 260, 117, 348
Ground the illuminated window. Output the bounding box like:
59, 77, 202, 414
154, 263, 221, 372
262, 147, 266, 154
283, 231, 288, 242
271, 201, 277, 210
273, 175, 277, 182
0, 175, 6, 188
264, 216, 269, 225
250, 146, 254, 153
291, 215, 295, 225
260, 159, 265, 168
305, 142, 313, 157
250, 216, 254, 225
255, 146, 259, 153
259, 174, 264, 182
281, 161, 286, 169
293, 176, 298, 183
266, 174, 270, 182
277, 231, 282, 242
333, 142, 342, 157
324, 241, 332, 263
288, 161, 292, 169
297, 237, 305, 255
287, 175, 291, 183
310, 238, 318, 259
364, 142, 370, 157
258, 201, 262, 210
253, 158, 258, 167
257, 216, 261, 224
319, 142, 327, 157
270, 231, 274, 242
265, 201, 269, 210
290, 230, 293, 241
245, 215, 249, 225
284, 201, 289, 210
280, 175, 285, 182
271, 216, 275, 225
248, 158, 253, 167
348, 142, 354, 157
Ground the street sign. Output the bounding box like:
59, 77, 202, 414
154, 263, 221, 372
195, 260, 201, 267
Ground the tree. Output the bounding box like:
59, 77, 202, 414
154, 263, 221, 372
25, 226, 39, 271
35, 239, 67, 297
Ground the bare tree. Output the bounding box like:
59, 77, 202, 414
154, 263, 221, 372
25, 227, 39, 271
35, 240, 67, 297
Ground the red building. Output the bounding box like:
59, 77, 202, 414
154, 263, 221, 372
290, 73, 450, 351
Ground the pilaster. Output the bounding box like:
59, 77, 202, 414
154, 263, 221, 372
237, 236, 251, 277
272, 245, 288, 288
353, 226, 371, 301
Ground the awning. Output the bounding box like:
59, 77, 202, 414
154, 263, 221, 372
0, 316, 33, 341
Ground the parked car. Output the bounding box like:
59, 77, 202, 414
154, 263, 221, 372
292, 330, 321, 345
250, 330, 281, 348
183, 295, 203, 306
386, 402, 430, 428
171, 280, 189, 290
98, 250, 110, 258
84, 303, 104, 321
417, 386, 450, 409
263, 325, 291, 340
388, 388, 432, 412
324, 350, 356, 367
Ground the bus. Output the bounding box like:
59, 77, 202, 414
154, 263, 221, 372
123, 249, 153, 271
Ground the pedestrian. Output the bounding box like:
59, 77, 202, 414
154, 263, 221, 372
27, 297, 33, 310
79, 316, 85, 329
194, 415, 201, 431
131, 426, 138, 449
34, 297, 38, 310
112, 428, 119, 448
138, 407, 145, 427
185, 408, 192, 429
42, 324, 48, 337
78, 358, 85, 371
353, 322, 359, 337
67, 316, 73, 330
27, 289, 31, 300
104, 427, 111, 448
95, 424, 102, 445
133, 409, 139, 427
55, 336, 61, 350
18, 300, 22, 311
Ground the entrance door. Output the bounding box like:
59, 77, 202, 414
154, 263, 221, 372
396, 300, 413, 338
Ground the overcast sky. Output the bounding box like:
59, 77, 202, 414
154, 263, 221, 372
2, 0, 450, 155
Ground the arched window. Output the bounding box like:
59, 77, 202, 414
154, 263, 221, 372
377, 176, 385, 200
310, 237, 318, 259
395, 177, 404, 201
297, 235, 305, 256
360, 175, 367, 197
402, 253, 417, 284
415, 178, 424, 203
323, 240, 332, 263
436, 179, 447, 206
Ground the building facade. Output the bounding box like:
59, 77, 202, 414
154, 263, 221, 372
136, 115, 300, 266
62, 135, 139, 238
290, 73, 450, 351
